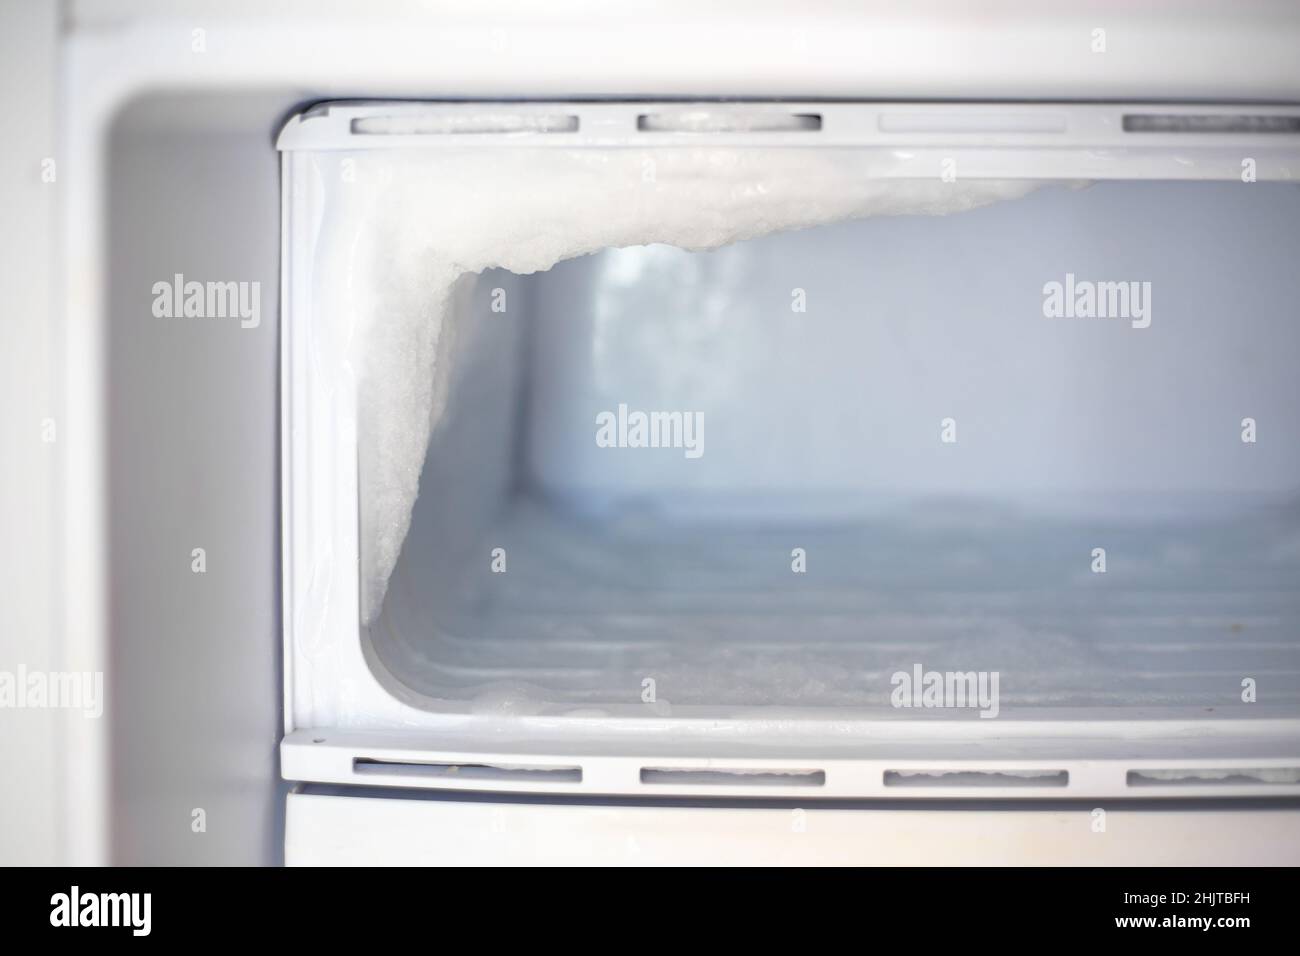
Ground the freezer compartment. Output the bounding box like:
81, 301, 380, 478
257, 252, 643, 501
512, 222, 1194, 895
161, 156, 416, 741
368, 179, 1300, 719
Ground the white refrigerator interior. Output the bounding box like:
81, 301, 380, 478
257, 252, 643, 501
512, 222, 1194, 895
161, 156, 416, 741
6, 0, 1300, 865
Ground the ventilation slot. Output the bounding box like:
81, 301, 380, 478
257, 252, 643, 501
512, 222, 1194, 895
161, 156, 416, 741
354, 758, 582, 783
1122, 114, 1300, 134
350, 113, 580, 135
884, 769, 1069, 789
637, 110, 821, 133
1127, 767, 1300, 788
640, 767, 826, 787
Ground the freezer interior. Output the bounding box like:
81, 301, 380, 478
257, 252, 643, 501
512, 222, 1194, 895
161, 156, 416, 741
367, 178, 1300, 720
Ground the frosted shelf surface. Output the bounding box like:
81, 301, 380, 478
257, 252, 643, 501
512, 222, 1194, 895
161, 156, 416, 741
375, 499, 1300, 713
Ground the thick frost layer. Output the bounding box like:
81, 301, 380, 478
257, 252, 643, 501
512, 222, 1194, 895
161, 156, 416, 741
325, 149, 1043, 622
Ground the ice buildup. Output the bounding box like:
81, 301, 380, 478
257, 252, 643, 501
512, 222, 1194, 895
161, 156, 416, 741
309, 147, 1044, 621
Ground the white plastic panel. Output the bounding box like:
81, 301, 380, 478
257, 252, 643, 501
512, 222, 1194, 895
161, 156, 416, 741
278, 101, 1300, 180
286, 790, 1300, 865
67, 1, 1300, 108
282, 728, 1300, 801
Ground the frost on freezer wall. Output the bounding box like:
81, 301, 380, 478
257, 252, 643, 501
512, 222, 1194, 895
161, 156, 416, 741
311, 148, 1044, 622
